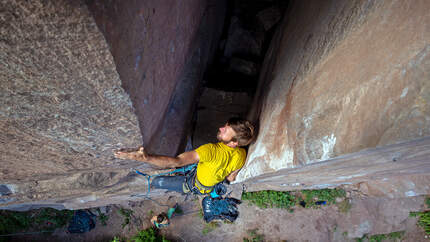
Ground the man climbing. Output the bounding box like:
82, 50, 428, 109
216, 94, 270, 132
114, 117, 255, 195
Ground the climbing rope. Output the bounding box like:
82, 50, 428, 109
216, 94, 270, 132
133, 164, 197, 196
131, 164, 197, 207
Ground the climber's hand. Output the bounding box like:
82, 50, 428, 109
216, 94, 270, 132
114, 146, 148, 161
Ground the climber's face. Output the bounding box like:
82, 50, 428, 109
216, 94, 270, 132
217, 123, 237, 147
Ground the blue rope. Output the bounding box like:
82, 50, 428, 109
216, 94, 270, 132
133, 169, 152, 197
132, 164, 197, 197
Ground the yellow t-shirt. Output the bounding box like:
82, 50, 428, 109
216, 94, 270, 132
195, 142, 246, 189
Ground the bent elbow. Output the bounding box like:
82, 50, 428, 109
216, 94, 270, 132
175, 157, 187, 167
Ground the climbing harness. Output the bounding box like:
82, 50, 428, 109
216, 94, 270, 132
131, 164, 198, 208
183, 166, 212, 195
133, 164, 197, 196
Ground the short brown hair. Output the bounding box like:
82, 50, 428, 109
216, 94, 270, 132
157, 213, 167, 223
227, 117, 255, 147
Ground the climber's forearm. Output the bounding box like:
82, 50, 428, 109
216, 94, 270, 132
114, 147, 199, 168
144, 150, 200, 168
146, 150, 200, 168
143, 155, 181, 168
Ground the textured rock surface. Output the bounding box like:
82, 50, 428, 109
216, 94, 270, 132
0, 0, 146, 209
87, 0, 226, 156
234, 196, 425, 241
240, 137, 430, 198
2, 0, 429, 210
239, 0, 430, 185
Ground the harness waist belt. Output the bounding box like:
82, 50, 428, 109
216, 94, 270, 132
195, 176, 214, 192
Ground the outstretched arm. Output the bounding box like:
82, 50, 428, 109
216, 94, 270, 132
145, 150, 199, 168
114, 147, 199, 168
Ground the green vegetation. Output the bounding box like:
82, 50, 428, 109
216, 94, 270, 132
409, 196, 430, 235
243, 229, 264, 242
0, 210, 31, 237
301, 188, 346, 208
33, 208, 73, 229
111, 236, 121, 242
111, 227, 169, 242
242, 188, 347, 211
202, 221, 220, 235
0, 208, 73, 240
96, 208, 109, 226
198, 208, 204, 219
410, 211, 430, 235
354, 231, 405, 242
118, 208, 134, 229
130, 227, 170, 242
242, 190, 297, 210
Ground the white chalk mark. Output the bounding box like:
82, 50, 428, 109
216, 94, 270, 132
400, 87, 408, 98
320, 134, 336, 160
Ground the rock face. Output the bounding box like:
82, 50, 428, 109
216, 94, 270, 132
87, 0, 226, 156
0, 0, 227, 210
0, 0, 146, 209
238, 0, 430, 191
241, 137, 430, 198
1, 0, 429, 210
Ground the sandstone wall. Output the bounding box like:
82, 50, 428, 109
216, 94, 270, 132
87, 0, 226, 156
238, 0, 430, 183
238, 137, 430, 198
0, 0, 146, 209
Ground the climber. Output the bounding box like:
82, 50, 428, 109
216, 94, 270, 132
150, 203, 178, 228
114, 117, 255, 195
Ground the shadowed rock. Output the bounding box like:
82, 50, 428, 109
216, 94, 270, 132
87, 0, 227, 156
